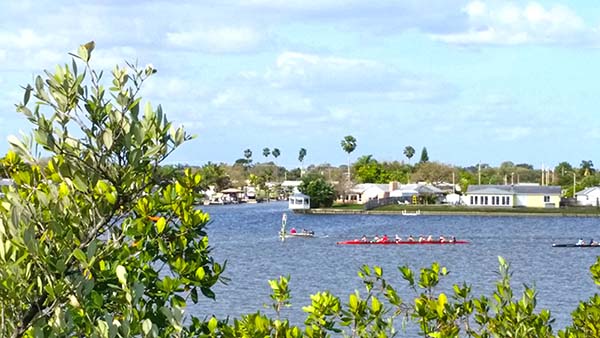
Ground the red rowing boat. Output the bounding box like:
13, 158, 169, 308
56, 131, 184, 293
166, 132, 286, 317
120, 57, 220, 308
336, 240, 469, 245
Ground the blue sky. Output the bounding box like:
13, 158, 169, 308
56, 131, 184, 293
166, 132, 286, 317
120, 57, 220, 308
1, 0, 600, 169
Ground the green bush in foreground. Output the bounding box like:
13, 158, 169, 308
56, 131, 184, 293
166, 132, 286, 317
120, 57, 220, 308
1, 43, 600, 337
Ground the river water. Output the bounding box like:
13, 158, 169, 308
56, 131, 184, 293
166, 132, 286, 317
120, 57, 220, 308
190, 201, 600, 333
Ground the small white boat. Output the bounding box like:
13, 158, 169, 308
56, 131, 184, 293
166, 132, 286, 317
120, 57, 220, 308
401, 209, 421, 216
284, 231, 315, 239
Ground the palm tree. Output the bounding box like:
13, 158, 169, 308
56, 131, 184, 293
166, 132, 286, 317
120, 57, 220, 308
271, 148, 280, 181
403, 146, 415, 164
340, 135, 357, 181
243, 149, 253, 169
298, 148, 307, 177
272, 148, 280, 160
262, 147, 270, 159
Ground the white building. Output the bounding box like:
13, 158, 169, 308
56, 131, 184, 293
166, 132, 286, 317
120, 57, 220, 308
575, 187, 600, 206
465, 184, 561, 208
288, 193, 310, 210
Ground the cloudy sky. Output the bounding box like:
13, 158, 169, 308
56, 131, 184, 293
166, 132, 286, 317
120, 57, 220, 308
1, 0, 600, 169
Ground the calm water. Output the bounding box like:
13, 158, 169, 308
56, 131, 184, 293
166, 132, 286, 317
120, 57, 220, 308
190, 202, 600, 333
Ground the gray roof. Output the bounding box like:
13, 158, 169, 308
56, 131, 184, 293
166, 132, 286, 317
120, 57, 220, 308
466, 184, 561, 195
577, 187, 600, 196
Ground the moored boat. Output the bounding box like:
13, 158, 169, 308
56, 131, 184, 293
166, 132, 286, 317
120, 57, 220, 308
337, 239, 468, 245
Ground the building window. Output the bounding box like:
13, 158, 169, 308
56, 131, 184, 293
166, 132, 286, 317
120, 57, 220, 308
491, 196, 495, 205
484, 196, 488, 205
474, 196, 478, 204
470, 196, 473, 204
544, 195, 550, 202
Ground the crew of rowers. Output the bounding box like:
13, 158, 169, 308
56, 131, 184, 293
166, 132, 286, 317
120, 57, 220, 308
576, 238, 599, 246
359, 234, 457, 243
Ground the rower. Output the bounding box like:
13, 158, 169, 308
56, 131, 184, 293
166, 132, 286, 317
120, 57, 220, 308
407, 235, 415, 242
426, 235, 433, 242
395, 234, 402, 243
361, 235, 368, 242
576, 238, 585, 246
381, 234, 389, 243
290, 227, 297, 234
439, 235, 446, 243
449, 236, 456, 243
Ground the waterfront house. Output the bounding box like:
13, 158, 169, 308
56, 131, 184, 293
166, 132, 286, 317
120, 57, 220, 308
346, 183, 390, 203
345, 182, 444, 204
575, 187, 600, 206
465, 184, 561, 208
281, 180, 302, 195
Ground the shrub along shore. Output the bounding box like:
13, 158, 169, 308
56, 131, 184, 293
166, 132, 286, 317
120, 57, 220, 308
296, 204, 600, 216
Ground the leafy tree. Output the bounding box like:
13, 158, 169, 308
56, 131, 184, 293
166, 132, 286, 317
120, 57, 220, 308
298, 173, 335, 208
198, 162, 231, 191
0, 43, 225, 337
353, 155, 383, 183
340, 135, 357, 181
411, 161, 455, 184
580, 160, 595, 176
419, 147, 429, 163
403, 145, 415, 164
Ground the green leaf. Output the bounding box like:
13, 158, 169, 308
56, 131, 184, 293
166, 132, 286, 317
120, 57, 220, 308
116, 265, 127, 285
102, 129, 113, 150
72, 248, 87, 265
142, 318, 152, 335
437, 293, 447, 317
155, 217, 166, 234
195, 267, 205, 280
208, 317, 218, 332
23, 85, 32, 105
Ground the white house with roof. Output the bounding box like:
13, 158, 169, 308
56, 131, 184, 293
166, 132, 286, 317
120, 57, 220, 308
346, 183, 389, 203
281, 180, 302, 194
345, 182, 445, 204
465, 184, 561, 208
575, 187, 600, 206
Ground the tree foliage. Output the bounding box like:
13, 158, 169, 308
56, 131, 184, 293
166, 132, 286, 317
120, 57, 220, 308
0, 42, 224, 337
298, 173, 335, 208
419, 147, 429, 163
403, 145, 415, 164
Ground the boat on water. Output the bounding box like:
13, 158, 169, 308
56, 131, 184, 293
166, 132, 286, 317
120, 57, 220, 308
552, 243, 600, 248
337, 239, 468, 245
401, 209, 421, 216
279, 213, 317, 241
284, 232, 315, 239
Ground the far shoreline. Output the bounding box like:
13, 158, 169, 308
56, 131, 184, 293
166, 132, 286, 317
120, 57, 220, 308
294, 207, 600, 217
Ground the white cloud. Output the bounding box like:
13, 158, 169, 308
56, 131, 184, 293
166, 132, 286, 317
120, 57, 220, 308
166, 27, 263, 53
494, 126, 531, 141
265, 51, 454, 102
432, 1, 589, 45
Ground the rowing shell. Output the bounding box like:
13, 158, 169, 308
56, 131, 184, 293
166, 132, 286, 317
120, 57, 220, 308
552, 243, 600, 248
337, 240, 468, 245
